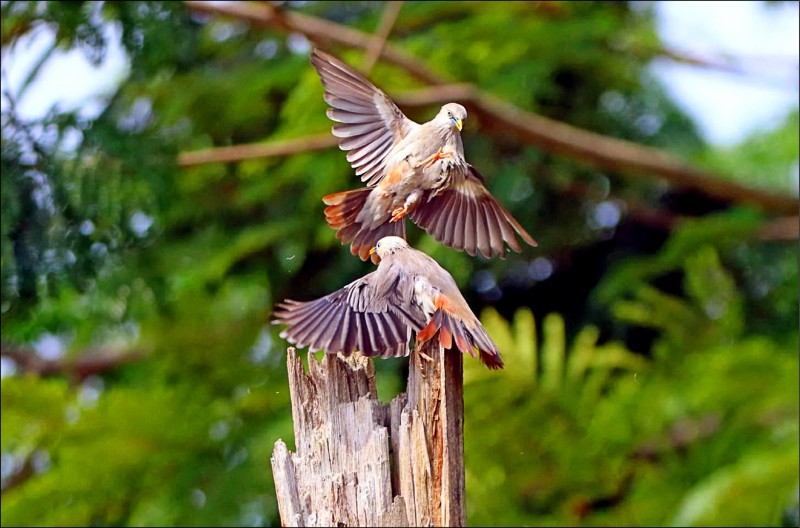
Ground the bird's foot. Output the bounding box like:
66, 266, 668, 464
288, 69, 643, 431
421, 147, 453, 169
390, 205, 408, 223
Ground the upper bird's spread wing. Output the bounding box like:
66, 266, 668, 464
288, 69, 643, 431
410, 165, 537, 259
272, 267, 424, 358
311, 49, 416, 187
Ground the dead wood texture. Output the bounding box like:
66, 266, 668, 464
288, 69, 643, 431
270, 340, 466, 527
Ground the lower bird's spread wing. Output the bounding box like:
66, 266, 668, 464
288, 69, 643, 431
410, 165, 537, 259
311, 49, 416, 187
272, 267, 424, 358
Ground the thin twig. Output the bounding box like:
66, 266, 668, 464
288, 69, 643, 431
362, 1, 404, 75
654, 46, 799, 90
184, 1, 448, 85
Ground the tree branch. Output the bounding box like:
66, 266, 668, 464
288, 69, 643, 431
1, 345, 144, 381
181, 1, 799, 216
0, 455, 35, 495
178, 133, 337, 167
757, 215, 800, 242
417, 87, 798, 216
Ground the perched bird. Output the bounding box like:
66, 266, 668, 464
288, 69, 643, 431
311, 49, 537, 263
272, 236, 503, 369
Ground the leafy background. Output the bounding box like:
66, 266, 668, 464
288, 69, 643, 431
1, 1, 798, 526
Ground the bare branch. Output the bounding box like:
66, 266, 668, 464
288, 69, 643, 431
363, 1, 404, 75
456, 90, 799, 216
178, 133, 337, 167
181, 1, 799, 216
654, 47, 799, 90
1, 345, 145, 381
757, 216, 800, 241
1, 456, 35, 495
562, 181, 799, 242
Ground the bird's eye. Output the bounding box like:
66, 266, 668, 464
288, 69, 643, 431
447, 111, 452, 118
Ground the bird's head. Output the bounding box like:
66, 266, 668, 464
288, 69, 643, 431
369, 236, 410, 261
437, 103, 467, 132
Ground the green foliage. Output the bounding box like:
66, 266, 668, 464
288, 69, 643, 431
697, 108, 800, 194
611, 245, 745, 354
471, 308, 646, 395
593, 209, 763, 305
596, 209, 798, 347
2, 375, 290, 526
464, 304, 797, 526
671, 448, 799, 527
1, 1, 797, 527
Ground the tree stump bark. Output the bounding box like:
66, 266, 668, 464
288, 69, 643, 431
270, 339, 466, 527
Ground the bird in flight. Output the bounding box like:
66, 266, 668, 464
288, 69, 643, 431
272, 236, 504, 369
311, 49, 537, 264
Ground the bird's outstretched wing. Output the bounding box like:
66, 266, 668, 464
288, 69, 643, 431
311, 49, 416, 187
272, 267, 424, 358
410, 165, 537, 259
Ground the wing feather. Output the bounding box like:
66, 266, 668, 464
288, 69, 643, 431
272, 268, 424, 358
311, 49, 416, 186
410, 165, 537, 258
480, 199, 503, 258
463, 196, 477, 256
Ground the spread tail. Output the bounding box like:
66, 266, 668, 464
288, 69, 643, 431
416, 309, 504, 369
323, 188, 405, 263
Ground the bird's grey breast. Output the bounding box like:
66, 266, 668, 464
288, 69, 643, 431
388, 121, 452, 163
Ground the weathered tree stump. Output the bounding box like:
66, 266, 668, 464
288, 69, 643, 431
270, 339, 465, 527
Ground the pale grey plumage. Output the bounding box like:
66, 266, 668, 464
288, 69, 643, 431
272, 236, 504, 369
311, 49, 537, 261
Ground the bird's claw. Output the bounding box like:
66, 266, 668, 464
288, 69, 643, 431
390, 206, 408, 223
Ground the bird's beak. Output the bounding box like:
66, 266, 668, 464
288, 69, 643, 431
369, 247, 376, 255
453, 118, 463, 131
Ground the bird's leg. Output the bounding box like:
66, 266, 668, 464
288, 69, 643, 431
390, 190, 422, 223
418, 147, 454, 170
